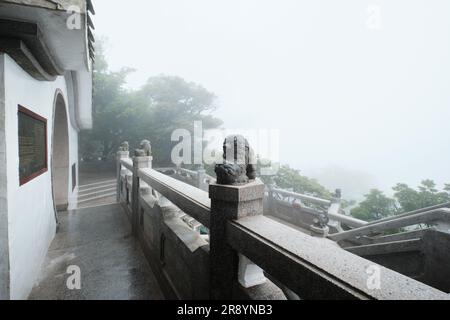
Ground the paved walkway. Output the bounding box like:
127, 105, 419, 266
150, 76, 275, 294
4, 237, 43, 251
29, 204, 164, 300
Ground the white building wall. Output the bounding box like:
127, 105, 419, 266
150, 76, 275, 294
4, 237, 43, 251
0, 54, 10, 300
3, 54, 79, 299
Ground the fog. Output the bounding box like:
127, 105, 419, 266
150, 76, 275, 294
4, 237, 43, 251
93, 0, 450, 200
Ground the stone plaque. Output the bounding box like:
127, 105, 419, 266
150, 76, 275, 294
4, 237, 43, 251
18, 105, 48, 185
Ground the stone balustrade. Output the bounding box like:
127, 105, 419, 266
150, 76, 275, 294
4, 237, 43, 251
115, 140, 450, 300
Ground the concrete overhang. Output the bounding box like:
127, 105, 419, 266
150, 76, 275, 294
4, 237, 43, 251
0, 0, 94, 72
0, 0, 94, 130
66, 69, 92, 130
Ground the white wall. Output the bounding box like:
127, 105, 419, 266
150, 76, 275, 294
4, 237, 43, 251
3, 54, 79, 299
0, 54, 10, 300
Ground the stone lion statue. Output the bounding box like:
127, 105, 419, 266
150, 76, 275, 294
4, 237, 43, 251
215, 135, 257, 185
119, 141, 129, 152
134, 140, 152, 157
313, 212, 330, 229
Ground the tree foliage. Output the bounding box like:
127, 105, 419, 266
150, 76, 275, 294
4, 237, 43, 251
83, 41, 450, 224
268, 165, 332, 199
351, 189, 397, 222
253, 164, 332, 200
80, 41, 222, 165
351, 180, 450, 222
393, 180, 450, 213
132, 76, 222, 165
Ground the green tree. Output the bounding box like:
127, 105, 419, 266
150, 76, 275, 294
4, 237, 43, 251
445, 184, 450, 194
80, 41, 222, 164
393, 180, 450, 213
261, 165, 333, 199
80, 40, 136, 160
351, 181, 450, 223
132, 76, 222, 165
351, 189, 397, 222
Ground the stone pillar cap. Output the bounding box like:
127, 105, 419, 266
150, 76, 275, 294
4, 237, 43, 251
133, 155, 153, 161
209, 179, 265, 202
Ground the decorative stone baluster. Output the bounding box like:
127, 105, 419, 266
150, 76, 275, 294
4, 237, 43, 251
209, 135, 266, 299
327, 189, 343, 234
116, 142, 130, 202
266, 178, 276, 215
131, 140, 153, 235
196, 166, 208, 192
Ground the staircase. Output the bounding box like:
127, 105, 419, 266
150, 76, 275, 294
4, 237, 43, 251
77, 179, 117, 208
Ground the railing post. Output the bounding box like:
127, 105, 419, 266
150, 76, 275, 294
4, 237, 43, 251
131, 140, 153, 235
266, 179, 276, 215
209, 135, 265, 299
209, 180, 266, 299
197, 167, 207, 191
116, 143, 129, 203
327, 189, 343, 233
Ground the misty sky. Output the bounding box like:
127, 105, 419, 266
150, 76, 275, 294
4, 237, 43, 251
93, 0, 450, 200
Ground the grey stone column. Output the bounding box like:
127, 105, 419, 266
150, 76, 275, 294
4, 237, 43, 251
209, 180, 265, 299
116, 151, 129, 202
131, 156, 152, 235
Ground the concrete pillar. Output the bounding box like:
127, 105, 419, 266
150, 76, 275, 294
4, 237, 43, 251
131, 156, 152, 235
209, 180, 266, 299
116, 151, 129, 202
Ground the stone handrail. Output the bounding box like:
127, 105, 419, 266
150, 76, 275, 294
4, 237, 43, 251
115, 145, 449, 300
150, 166, 450, 243
149, 168, 368, 230
363, 202, 450, 227
177, 168, 199, 178
269, 193, 367, 229
328, 211, 368, 229
227, 215, 448, 300
150, 167, 450, 235
172, 167, 215, 192
120, 158, 133, 171
271, 187, 332, 206
138, 168, 211, 228
266, 186, 367, 232
329, 208, 450, 242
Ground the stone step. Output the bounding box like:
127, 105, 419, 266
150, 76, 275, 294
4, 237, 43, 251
78, 179, 116, 191
79, 182, 116, 194
78, 186, 116, 200
77, 192, 117, 205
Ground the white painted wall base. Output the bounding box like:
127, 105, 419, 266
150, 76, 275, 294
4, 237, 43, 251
2, 54, 80, 299
0, 54, 10, 300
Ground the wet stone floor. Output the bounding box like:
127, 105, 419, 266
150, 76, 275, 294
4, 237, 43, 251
29, 204, 164, 300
